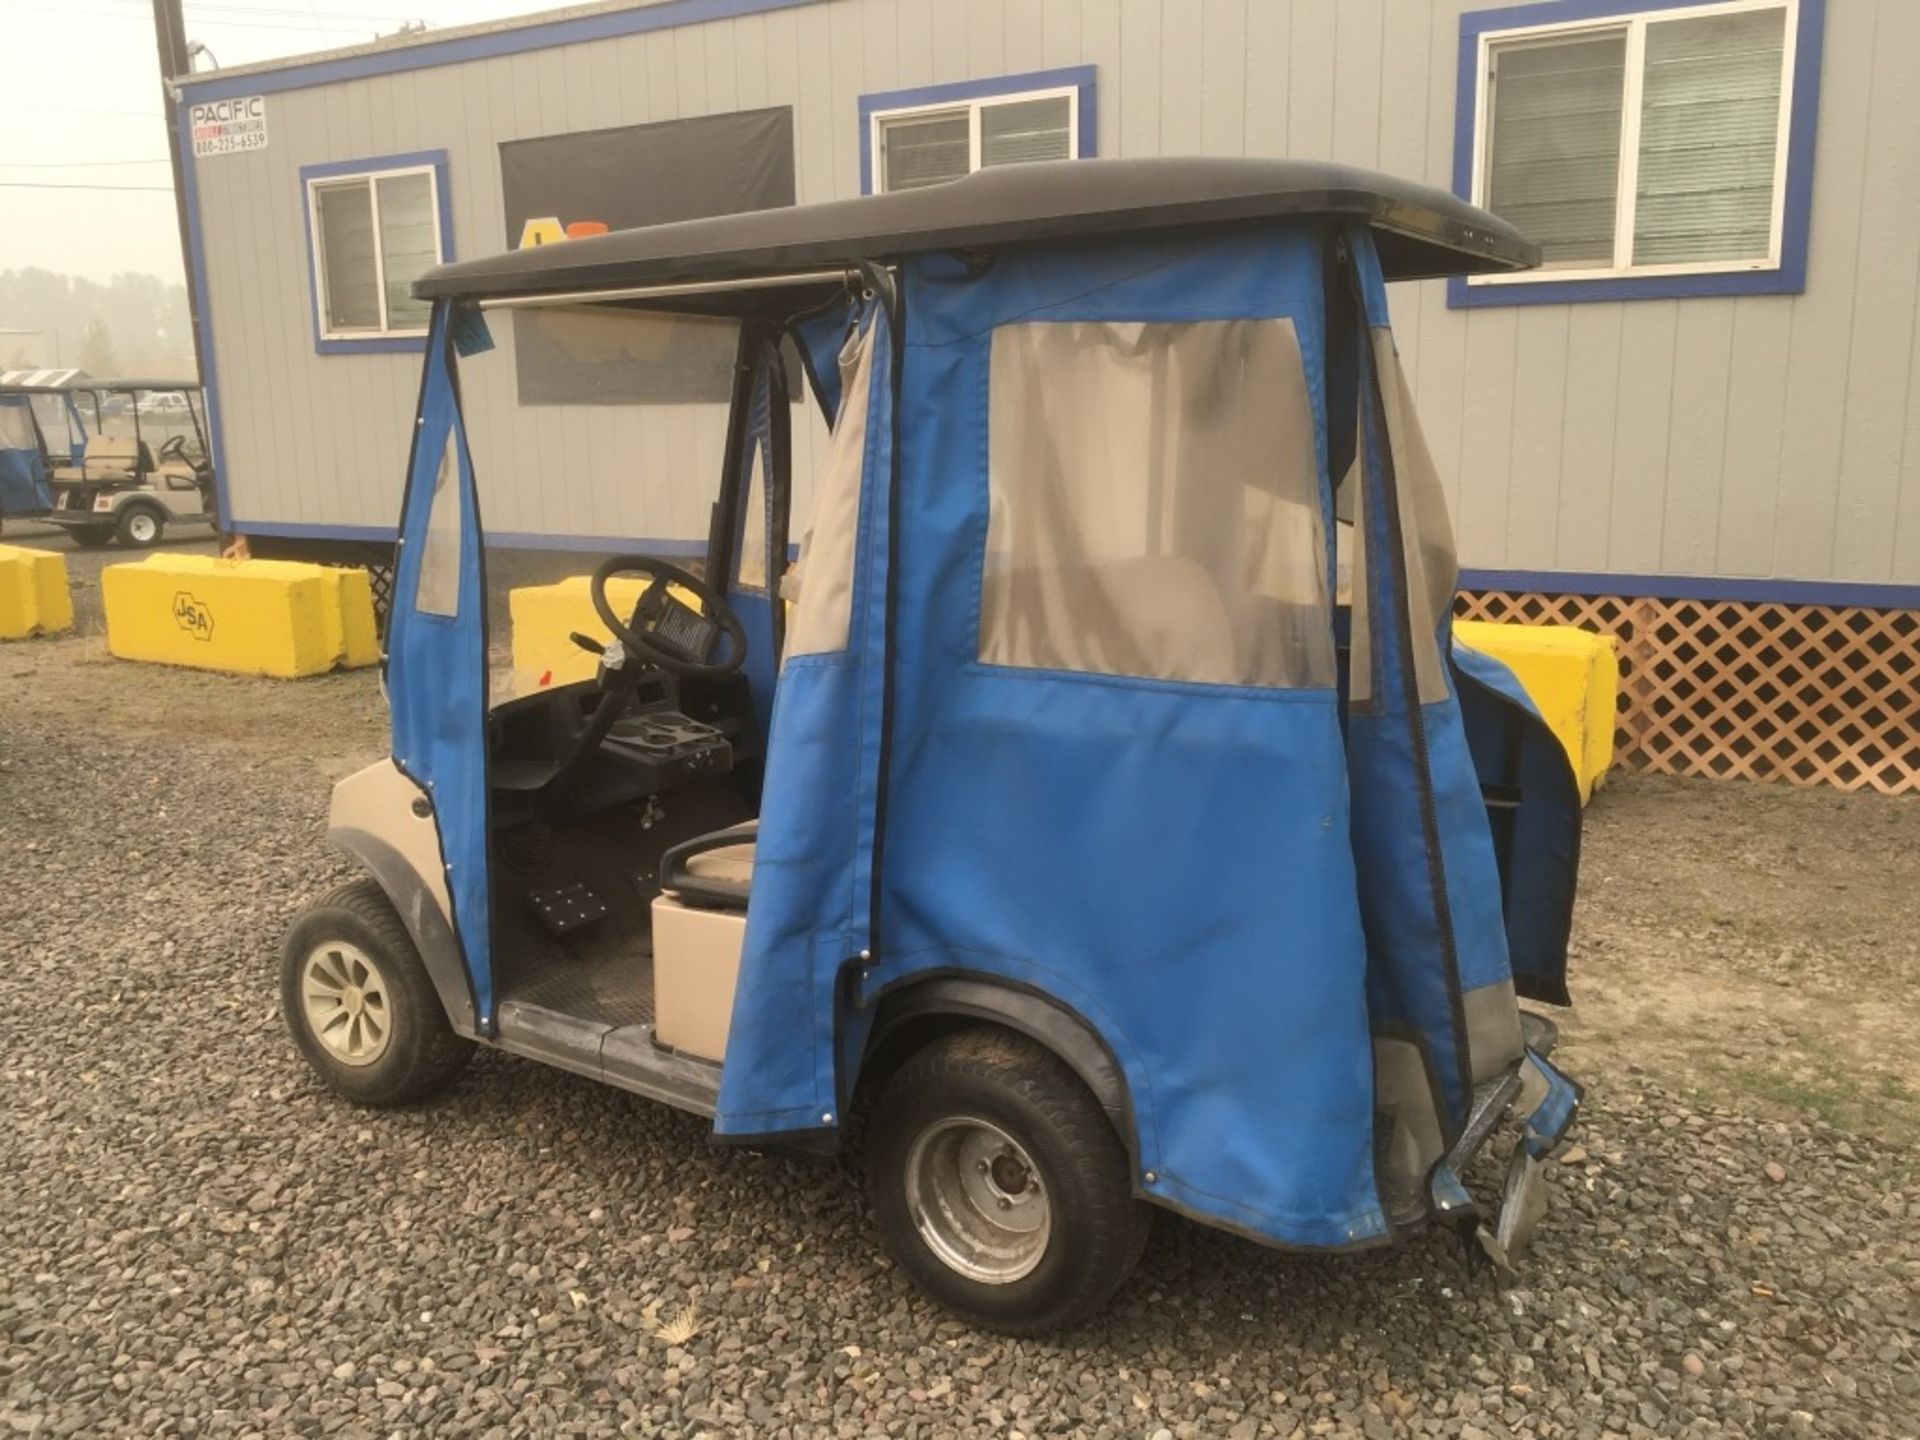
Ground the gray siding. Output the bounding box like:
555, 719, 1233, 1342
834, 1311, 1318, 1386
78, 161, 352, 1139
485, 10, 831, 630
189, 0, 1920, 588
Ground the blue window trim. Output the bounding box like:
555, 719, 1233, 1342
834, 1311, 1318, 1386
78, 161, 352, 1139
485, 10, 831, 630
1457, 567, 1919, 611
858, 65, 1098, 197
300, 150, 455, 357
1449, 0, 1825, 308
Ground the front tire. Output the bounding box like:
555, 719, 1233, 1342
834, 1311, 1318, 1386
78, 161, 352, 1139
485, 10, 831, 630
70, 524, 115, 549
866, 1027, 1151, 1334
280, 879, 472, 1106
116, 503, 164, 548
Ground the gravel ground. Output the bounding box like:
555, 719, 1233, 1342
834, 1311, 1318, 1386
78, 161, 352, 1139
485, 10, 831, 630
2, 624, 1917, 1438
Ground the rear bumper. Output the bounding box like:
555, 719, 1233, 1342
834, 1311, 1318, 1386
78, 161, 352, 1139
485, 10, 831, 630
1449, 1010, 1560, 1175
1463, 1016, 1582, 1269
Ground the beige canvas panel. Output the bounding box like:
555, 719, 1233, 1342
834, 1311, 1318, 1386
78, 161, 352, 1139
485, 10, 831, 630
1345, 432, 1373, 707
1371, 328, 1457, 706
1373, 1034, 1446, 1192
0, 403, 35, 451
1463, 978, 1526, 1084
737, 441, 768, 593
981, 318, 1334, 689
784, 318, 876, 658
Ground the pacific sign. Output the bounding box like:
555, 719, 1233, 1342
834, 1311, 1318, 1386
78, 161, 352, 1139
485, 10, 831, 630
189, 96, 268, 159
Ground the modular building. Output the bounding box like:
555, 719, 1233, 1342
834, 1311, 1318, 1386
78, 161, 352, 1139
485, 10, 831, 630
172, 0, 1916, 792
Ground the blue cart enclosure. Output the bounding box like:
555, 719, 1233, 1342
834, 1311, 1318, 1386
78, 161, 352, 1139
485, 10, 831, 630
379, 165, 1580, 1257
714, 222, 1569, 1249
0, 394, 53, 516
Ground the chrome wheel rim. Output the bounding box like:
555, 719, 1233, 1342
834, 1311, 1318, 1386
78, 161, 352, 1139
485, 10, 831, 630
904, 1117, 1050, 1284
127, 512, 158, 543
300, 940, 393, 1067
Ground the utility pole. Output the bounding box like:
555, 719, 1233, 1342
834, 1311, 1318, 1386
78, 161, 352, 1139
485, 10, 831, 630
152, 0, 207, 388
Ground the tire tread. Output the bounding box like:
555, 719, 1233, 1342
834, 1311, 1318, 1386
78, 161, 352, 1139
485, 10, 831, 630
868, 1026, 1150, 1334
281, 878, 471, 1106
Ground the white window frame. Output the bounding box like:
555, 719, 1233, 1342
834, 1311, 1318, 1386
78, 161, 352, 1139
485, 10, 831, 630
304, 162, 444, 340
868, 84, 1082, 195
1468, 0, 1798, 288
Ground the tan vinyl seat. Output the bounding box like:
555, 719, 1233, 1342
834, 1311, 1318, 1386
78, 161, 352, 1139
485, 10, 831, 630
661, 821, 757, 908
683, 841, 755, 889
54, 434, 148, 482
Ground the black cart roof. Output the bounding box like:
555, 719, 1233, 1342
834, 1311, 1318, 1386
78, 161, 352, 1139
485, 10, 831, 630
415, 157, 1536, 308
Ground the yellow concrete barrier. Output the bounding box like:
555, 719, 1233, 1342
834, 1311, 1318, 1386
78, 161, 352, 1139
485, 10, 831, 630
1455, 620, 1619, 803
509, 574, 702, 689
103, 552, 380, 678
0, 543, 74, 640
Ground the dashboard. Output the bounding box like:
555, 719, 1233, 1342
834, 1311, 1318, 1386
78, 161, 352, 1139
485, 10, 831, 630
487, 668, 758, 827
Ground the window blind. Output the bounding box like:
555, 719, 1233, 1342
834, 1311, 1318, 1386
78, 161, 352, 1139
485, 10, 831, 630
376, 172, 438, 331
879, 111, 970, 191
980, 95, 1072, 168
314, 182, 381, 332
1634, 8, 1787, 266
1485, 34, 1627, 266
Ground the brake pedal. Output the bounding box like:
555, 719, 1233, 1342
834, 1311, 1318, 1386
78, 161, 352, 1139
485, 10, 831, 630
529, 881, 609, 937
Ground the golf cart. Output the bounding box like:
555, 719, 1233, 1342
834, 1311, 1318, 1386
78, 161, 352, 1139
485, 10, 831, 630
28, 378, 216, 548
282, 158, 1585, 1332
0, 369, 107, 533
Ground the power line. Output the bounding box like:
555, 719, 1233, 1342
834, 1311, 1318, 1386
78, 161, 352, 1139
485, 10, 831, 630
0, 181, 176, 193
187, 1, 426, 21
0, 158, 173, 169
2, 0, 418, 16
2, 3, 396, 36
0, 104, 163, 119
183, 16, 387, 35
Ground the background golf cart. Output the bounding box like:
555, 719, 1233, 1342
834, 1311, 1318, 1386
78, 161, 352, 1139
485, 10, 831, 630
0, 375, 217, 548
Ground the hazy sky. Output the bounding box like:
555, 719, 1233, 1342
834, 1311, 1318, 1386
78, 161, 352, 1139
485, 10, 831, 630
0, 0, 557, 283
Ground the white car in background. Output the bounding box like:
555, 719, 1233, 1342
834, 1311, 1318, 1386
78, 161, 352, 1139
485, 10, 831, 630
135, 391, 193, 418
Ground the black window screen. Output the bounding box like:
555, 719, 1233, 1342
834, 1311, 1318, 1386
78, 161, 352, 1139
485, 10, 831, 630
499, 108, 795, 406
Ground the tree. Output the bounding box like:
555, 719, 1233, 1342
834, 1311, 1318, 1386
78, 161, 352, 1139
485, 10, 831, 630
78, 317, 118, 377
0, 269, 193, 376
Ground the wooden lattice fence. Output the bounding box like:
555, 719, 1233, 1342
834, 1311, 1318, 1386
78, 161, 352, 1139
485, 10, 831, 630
1454, 590, 1920, 797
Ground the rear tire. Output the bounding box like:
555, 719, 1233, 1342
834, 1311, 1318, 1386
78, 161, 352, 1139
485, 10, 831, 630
116, 503, 164, 548
280, 879, 472, 1106
866, 1027, 1151, 1334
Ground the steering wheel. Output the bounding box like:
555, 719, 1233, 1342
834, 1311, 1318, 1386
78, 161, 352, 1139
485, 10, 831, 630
157, 434, 190, 463
535, 557, 745, 814
589, 554, 747, 679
